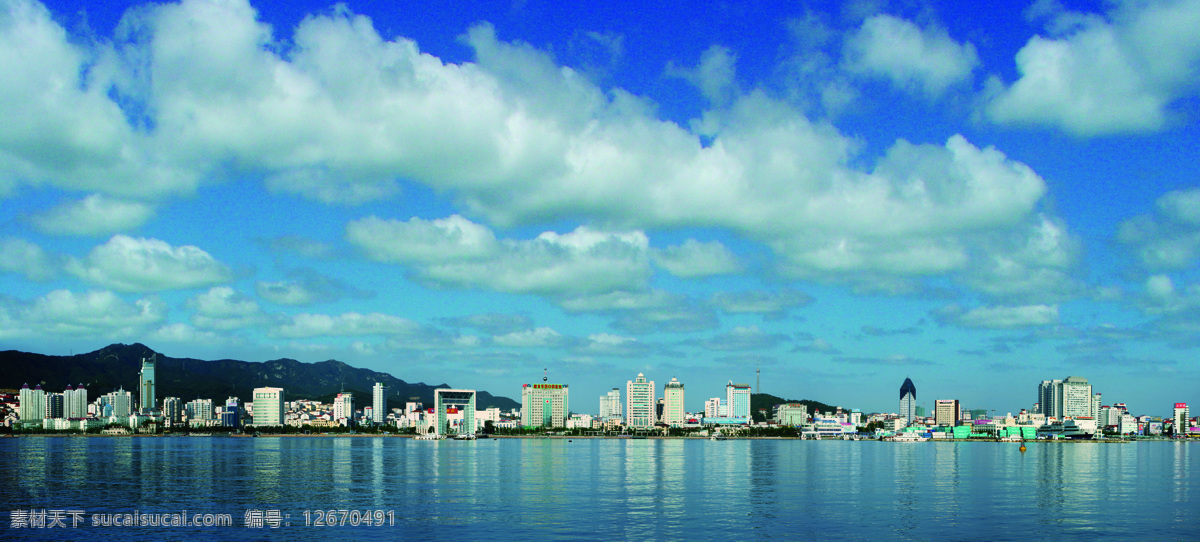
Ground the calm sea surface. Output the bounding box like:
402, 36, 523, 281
1, 436, 1194, 540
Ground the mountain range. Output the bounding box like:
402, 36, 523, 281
0, 343, 520, 411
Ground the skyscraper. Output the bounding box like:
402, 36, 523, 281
626, 373, 655, 428
253, 387, 285, 427
222, 397, 241, 428
726, 381, 751, 420
64, 384, 87, 419
45, 392, 63, 419
334, 392, 354, 425
663, 378, 685, 426
899, 377, 916, 425
139, 356, 156, 414
163, 397, 182, 425
1039, 376, 1096, 419
599, 388, 622, 420
935, 399, 960, 426
521, 383, 569, 428
1175, 403, 1191, 435
18, 384, 46, 424
372, 382, 387, 425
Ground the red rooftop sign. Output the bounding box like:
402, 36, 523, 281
1176, 403, 1188, 408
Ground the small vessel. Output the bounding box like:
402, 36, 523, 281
414, 433, 445, 440
999, 435, 1023, 442
710, 432, 728, 441
453, 433, 476, 440
885, 432, 929, 442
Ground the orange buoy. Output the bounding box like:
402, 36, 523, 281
1019, 443, 1027, 453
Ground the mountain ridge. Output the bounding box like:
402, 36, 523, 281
0, 343, 520, 411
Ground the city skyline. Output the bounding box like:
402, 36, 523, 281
2, 0, 1200, 415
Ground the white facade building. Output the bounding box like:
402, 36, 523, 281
662, 378, 685, 426
626, 373, 655, 428
521, 383, 569, 428
372, 383, 387, 425
599, 388, 622, 420
253, 387, 285, 426
334, 392, 354, 425
726, 381, 751, 420
1174, 403, 1190, 434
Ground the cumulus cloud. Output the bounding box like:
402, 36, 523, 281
843, 14, 979, 96
187, 286, 269, 330
270, 312, 421, 339
29, 194, 154, 236
0, 289, 166, 338
709, 288, 813, 319
66, 235, 233, 292
557, 289, 717, 334
935, 303, 1059, 329
986, 1, 1200, 135
441, 313, 533, 335
0, 237, 59, 281
1, 0, 1068, 298
255, 268, 370, 306
492, 327, 566, 348
1119, 188, 1200, 271
150, 323, 227, 344
701, 326, 790, 351
651, 239, 742, 278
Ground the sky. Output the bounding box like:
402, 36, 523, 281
2, 0, 1199, 417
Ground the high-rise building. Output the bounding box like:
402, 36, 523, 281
935, 399, 960, 426
334, 393, 354, 425
521, 383, 569, 428
45, 392, 64, 419
625, 373, 655, 428
64, 384, 87, 419
1038, 379, 1062, 417
372, 383, 387, 425
899, 377, 916, 425
163, 397, 182, 425
1175, 403, 1191, 435
1062, 376, 1093, 418
139, 356, 156, 414
726, 381, 751, 420
704, 397, 722, 418
105, 388, 133, 418
434, 389, 476, 436
253, 387, 285, 427
18, 384, 46, 423
222, 397, 241, 428
599, 388, 622, 419
185, 398, 214, 422
663, 378, 685, 426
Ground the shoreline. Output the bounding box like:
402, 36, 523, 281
6, 433, 1188, 442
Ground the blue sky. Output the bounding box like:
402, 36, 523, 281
2, 0, 1199, 417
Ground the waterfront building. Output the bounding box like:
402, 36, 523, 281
372, 383, 387, 425
599, 388, 622, 420
1175, 403, 1191, 434
104, 388, 133, 418
185, 399, 214, 422
726, 381, 751, 420
434, 389, 476, 436
334, 393, 354, 426
935, 399, 960, 426
253, 387, 285, 427
44, 392, 63, 419
64, 384, 87, 419
139, 356, 156, 414
1038, 376, 1098, 419
774, 403, 808, 425
663, 378, 685, 427
18, 384, 46, 423
704, 397, 721, 418
521, 383, 569, 428
163, 397, 182, 425
222, 397, 241, 428
899, 378, 916, 426
1037, 379, 1062, 417
625, 373, 655, 428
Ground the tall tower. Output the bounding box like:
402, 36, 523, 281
899, 377, 917, 426
372, 383, 387, 425
139, 355, 156, 414
663, 377, 685, 426
625, 373, 655, 428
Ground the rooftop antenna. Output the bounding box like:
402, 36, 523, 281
543, 368, 548, 383
756, 361, 761, 396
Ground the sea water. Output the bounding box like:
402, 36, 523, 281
1, 436, 1193, 540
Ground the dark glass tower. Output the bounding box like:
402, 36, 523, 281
899, 377, 917, 426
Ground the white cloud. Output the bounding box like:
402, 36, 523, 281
0, 289, 166, 338
652, 239, 742, 278
937, 304, 1059, 329
987, 1, 1200, 135
255, 268, 368, 306
709, 289, 814, 318
270, 312, 420, 339
346, 215, 498, 264
844, 14, 979, 96
701, 326, 790, 351
149, 323, 227, 344
1118, 188, 1200, 271
187, 286, 269, 330
665, 45, 738, 104
558, 289, 680, 312
493, 327, 565, 348
0, 237, 58, 281
66, 235, 233, 292
30, 194, 154, 236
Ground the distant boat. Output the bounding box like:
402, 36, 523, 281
414, 433, 445, 440
885, 432, 928, 442
453, 433, 476, 440
711, 432, 728, 441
